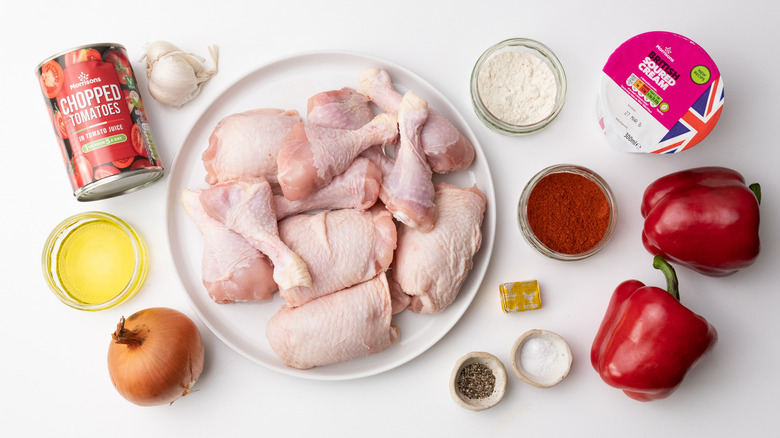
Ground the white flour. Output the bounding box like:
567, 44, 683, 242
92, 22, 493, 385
478, 51, 557, 125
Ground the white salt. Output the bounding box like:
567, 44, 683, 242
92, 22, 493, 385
519, 335, 568, 385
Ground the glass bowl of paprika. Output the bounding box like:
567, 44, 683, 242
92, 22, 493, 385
517, 164, 617, 261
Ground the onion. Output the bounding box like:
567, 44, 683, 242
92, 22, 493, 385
107, 307, 204, 406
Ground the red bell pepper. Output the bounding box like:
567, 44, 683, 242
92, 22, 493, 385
641, 166, 761, 277
591, 256, 717, 402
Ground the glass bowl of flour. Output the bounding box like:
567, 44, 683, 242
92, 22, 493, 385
471, 38, 567, 135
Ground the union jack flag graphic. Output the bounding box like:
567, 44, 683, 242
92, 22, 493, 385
654, 76, 725, 154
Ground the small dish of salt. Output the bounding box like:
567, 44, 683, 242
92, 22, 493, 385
510, 329, 572, 388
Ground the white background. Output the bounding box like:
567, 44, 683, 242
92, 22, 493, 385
3, 0, 778, 436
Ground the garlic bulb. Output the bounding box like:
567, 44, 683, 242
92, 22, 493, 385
143, 41, 219, 108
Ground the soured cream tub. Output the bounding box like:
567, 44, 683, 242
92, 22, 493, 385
597, 31, 724, 154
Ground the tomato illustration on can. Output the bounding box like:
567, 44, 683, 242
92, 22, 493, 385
36, 43, 163, 201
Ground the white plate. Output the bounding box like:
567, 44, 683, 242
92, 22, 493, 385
165, 51, 496, 380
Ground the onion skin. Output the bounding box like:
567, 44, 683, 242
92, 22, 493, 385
107, 307, 204, 406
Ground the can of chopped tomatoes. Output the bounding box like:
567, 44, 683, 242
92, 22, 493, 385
36, 43, 163, 201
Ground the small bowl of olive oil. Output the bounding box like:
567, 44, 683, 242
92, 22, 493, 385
42, 211, 148, 311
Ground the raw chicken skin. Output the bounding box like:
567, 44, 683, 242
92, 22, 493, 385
277, 112, 398, 201
383, 91, 437, 232
358, 68, 475, 173
418, 111, 475, 173
307, 87, 373, 129
181, 189, 277, 303
266, 273, 400, 369
201, 108, 301, 186
387, 275, 411, 315
357, 68, 402, 111
273, 156, 382, 220
198, 178, 312, 290
360, 145, 396, 208
392, 183, 487, 313
277, 205, 397, 307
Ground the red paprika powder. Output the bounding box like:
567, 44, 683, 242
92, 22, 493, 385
526, 171, 610, 255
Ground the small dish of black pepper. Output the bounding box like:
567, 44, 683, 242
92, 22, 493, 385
450, 352, 507, 411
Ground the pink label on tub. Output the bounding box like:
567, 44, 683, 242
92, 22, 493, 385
602, 31, 720, 130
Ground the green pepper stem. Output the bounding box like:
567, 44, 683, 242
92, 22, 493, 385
652, 255, 680, 301
749, 183, 761, 205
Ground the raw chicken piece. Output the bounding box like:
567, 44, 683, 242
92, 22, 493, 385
358, 67, 402, 111
382, 91, 437, 232
273, 156, 382, 220
392, 183, 487, 313
387, 275, 411, 315
181, 189, 277, 303
417, 110, 475, 172
277, 112, 398, 201
277, 205, 397, 307
358, 68, 475, 173
266, 273, 400, 369
202, 108, 301, 186
307, 87, 373, 129
198, 178, 311, 290
361, 145, 394, 175
360, 145, 395, 208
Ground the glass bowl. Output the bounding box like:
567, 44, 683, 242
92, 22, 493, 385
42, 211, 148, 311
470, 38, 567, 135
517, 164, 617, 261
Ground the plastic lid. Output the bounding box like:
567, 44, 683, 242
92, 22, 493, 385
597, 31, 724, 154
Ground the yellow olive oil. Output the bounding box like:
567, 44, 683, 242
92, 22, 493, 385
56, 219, 136, 305
43, 212, 147, 311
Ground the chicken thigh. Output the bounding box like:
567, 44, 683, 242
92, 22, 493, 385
382, 90, 437, 232
358, 68, 475, 173
277, 205, 397, 307
392, 183, 487, 313
181, 189, 277, 303
266, 273, 399, 369
201, 108, 301, 186
307, 87, 374, 129
197, 178, 311, 290
277, 112, 398, 201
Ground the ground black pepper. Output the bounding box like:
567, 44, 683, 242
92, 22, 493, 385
457, 362, 496, 399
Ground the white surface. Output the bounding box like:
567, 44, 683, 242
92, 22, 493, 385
4, 1, 779, 436
167, 51, 495, 380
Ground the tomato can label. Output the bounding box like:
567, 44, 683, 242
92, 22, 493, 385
36, 43, 163, 201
